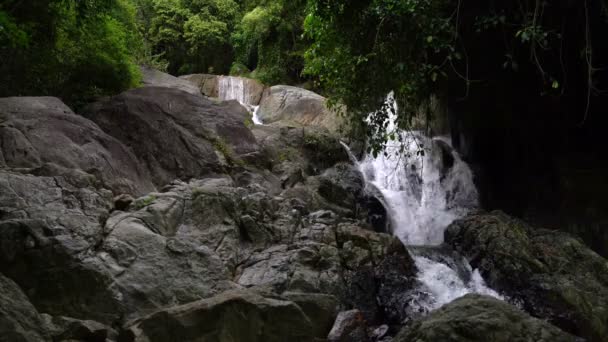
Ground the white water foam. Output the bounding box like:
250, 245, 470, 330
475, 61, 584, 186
346, 94, 501, 311
218, 76, 263, 125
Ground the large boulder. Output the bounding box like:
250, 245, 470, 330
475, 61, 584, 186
178, 74, 266, 106
179, 74, 219, 98
445, 211, 608, 341
216, 76, 266, 105
83, 87, 261, 187
258, 86, 343, 131
394, 294, 578, 342
140, 66, 201, 96
119, 289, 315, 342
0, 273, 49, 342
0, 96, 154, 195
0, 170, 123, 323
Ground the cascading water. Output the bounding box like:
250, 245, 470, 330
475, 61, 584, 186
347, 95, 501, 312
218, 76, 263, 125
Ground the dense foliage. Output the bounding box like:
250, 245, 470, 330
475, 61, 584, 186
231, 0, 308, 84
304, 0, 456, 150
0, 0, 142, 106
304, 0, 608, 152
135, 0, 240, 75
2, 0, 606, 138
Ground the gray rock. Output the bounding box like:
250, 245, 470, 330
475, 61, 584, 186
41, 314, 116, 342
217, 76, 266, 105
0, 170, 122, 323
82, 87, 261, 187
327, 309, 369, 342
0, 273, 49, 342
394, 294, 579, 342
179, 73, 219, 97
0, 96, 155, 195
258, 85, 344, 132
140, 66, 201, 96
445, 211, 608, 341
119, 289, 315, 342
282, 292, 339, 338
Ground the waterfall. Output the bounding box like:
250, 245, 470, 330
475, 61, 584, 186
218, 76, 263, 125
346, 95, 501, 312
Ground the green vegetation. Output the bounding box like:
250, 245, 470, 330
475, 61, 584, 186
304, 0, 608, 153
134, 194, 157, 209
231, 0, 307, 84
2, 0, 606, 146
0, 0, 142, 107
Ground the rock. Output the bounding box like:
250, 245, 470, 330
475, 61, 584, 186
394, 294, 579, 342
0, 273, 49, 342
252, 125, 349, 180
0, 96, 155, 195
0, 170, 122, 323
179, 75, 266, 105
179, 73, 219, 97
41, 314, 117, 342
282, 292, 339, 338
82, 87, 261, 187
337, 224, 418, 325
258, 85, 343, 132
317, 162, 364, 212
119, 289, 315, 342
217, 76, 266, 105
327, 309, 369, 342
445, 211, 608, 341
140, 66, 201, 96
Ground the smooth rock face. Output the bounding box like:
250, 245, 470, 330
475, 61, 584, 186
83, 87, 260, 187
140, 66, 201, 96
258, 86, 343, 132
120, 289, 315, 342
0, 273, 49, 342
394, 294, 578, 342
217, 75, 266, 105
179, 74, 219, 98
445, 211, 608, 341
0, 96, 155, 195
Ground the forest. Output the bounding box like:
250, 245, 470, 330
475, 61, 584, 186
3, 0, 607, 127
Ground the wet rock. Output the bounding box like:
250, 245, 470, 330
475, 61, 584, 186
83, 87, 260, 187
0, 96, 155, 195
327, 309, 369, 342
394, 294, 579, 342
445, 211, 608, 341
140, 66, 201, 96
119, 289, 315, 342
317, 162, 364, 212
258, 85, 343, 132
0, 273, 49, 342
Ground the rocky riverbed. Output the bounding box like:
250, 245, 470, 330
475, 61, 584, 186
1, 71, 607, 341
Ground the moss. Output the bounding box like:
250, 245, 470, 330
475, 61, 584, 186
244, 117, 254, 129
213, 137, 245, 168
133, 194, 157, 209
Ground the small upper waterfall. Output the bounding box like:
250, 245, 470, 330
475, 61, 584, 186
218, 76, 263, 125
346, 95, 501, 312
